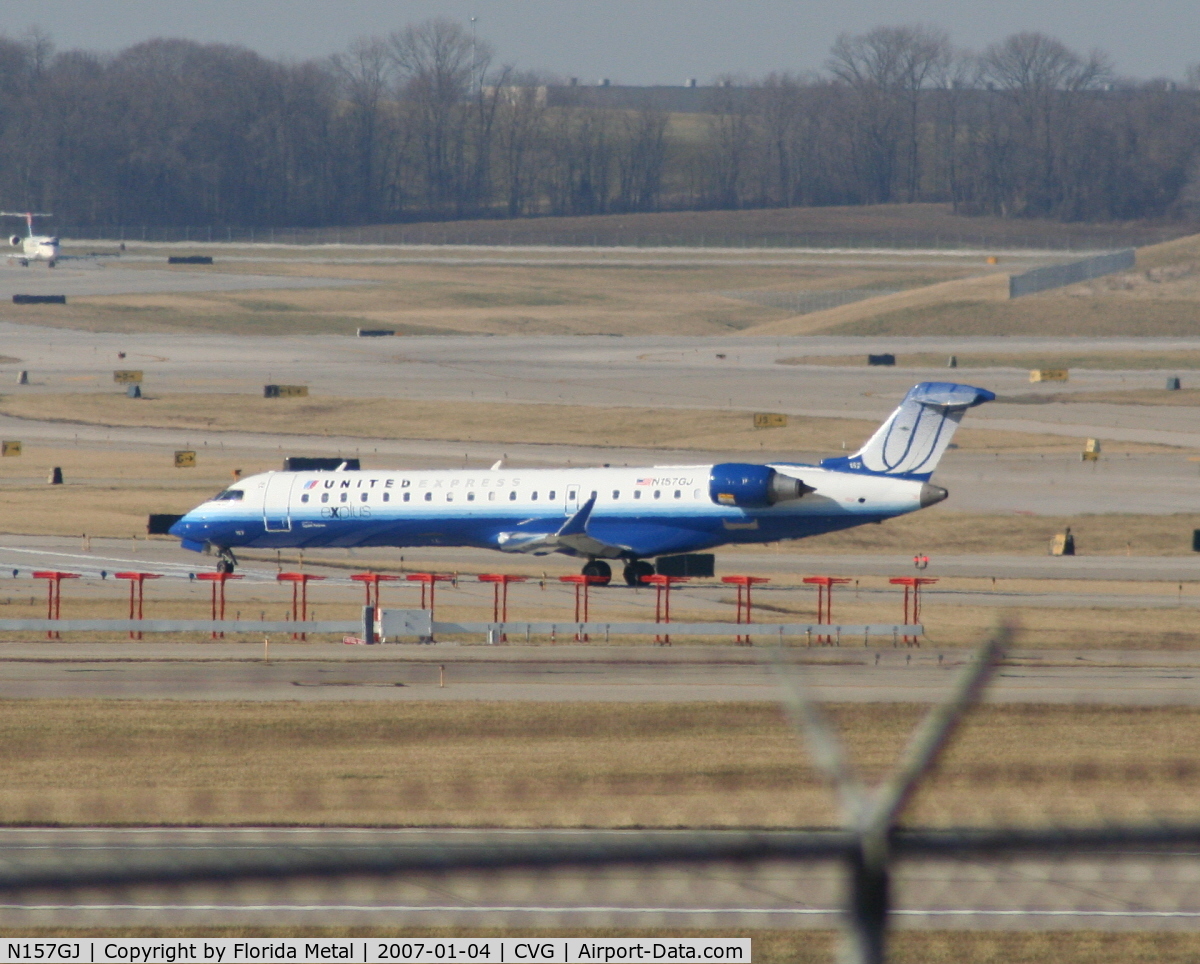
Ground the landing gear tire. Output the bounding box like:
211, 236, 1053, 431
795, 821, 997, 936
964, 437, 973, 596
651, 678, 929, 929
215, 550, 238, 575
582, 560, 612, 584
623, 560, 654, 587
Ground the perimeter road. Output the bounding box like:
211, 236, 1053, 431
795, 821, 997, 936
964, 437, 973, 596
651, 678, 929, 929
0, 643, 1196, 704
0, 827, 1192, 930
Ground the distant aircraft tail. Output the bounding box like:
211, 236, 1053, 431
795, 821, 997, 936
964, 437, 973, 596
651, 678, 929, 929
820, 382, 995, 480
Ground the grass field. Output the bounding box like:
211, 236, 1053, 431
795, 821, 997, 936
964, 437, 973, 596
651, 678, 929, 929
1000, 388, 1200, 406
778, 353, 1200, 372
260, 202, 1191, 250
818, 297, 1200, 338
0, 700, 1195, 827
0, 393, 1089, 457
4, 206, 1188, 341
745, 231, 1200, 337
6, 260, 908, 337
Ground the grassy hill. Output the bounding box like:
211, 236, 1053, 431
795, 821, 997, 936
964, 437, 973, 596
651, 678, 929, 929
743, 230, 1200, 337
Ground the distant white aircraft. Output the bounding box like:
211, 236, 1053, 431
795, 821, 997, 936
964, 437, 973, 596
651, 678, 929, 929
2, 212, 59, 267
172, 382, 995, 581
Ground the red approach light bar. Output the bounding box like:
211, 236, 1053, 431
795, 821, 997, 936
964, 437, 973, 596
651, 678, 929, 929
114, 572, 162, 640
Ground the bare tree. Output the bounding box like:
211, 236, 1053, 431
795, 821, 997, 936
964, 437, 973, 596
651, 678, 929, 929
543, 92, 614, 215
704, 81, 754, 208
389, 18, 493, 214
978, 32, 1113, 215
330, 38, 393, 221
828, 25, 950, 203
757, 74, 802, 206
493, 74, 546, 216
615, 102, 668, 211
0, 23, 1193, 231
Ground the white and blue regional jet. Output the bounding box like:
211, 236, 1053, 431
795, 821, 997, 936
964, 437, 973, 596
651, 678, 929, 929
170, 382, 994, 585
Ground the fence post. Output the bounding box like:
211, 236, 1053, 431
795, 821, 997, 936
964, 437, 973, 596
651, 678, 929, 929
771, 624, 1011, 964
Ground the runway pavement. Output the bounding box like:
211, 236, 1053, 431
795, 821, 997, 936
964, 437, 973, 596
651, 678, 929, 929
0, 642, 1196, 704
0, 828, 1194, 930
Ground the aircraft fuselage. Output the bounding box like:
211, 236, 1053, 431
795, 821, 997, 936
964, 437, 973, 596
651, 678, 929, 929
170, 461, 941, 559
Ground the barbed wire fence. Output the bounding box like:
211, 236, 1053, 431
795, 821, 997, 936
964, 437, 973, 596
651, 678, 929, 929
1, 622, 1199, 959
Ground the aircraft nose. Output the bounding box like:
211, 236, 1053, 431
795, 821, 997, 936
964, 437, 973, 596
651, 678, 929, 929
919, 483, 948, 508
169, 513, 210, 552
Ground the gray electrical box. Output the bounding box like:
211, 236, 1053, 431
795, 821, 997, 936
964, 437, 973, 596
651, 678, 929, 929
380, 609, 433, 639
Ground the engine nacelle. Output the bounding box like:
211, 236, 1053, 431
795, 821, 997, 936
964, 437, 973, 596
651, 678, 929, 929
709, 463, 813, 508
9, 236, 21, 247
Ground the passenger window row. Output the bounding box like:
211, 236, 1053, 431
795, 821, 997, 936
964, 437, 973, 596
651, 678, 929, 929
297, 486, 703, 505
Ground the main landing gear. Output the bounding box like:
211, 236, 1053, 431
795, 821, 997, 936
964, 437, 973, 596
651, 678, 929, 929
579, 559, 654, 586
581, 560, 612, 584
215, 549, 238, 574
622, 560, 654, 587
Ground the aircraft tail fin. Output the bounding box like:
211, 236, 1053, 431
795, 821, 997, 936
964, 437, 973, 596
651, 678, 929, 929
820, 382, 994, 480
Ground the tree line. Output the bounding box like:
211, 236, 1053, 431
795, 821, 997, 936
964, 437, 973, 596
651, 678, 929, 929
1, 21, 1197, 229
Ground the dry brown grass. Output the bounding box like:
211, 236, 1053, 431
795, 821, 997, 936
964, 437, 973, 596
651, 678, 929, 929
0, 700, 1196, 828
1002, 388, 1200, 405
4, 260, 845, 337
267, 202, 1190, 249
821, 297, 1200, 337
779, 352, 1200, 371
0, 445, 262, 538
768, 507, 1200, 556
745, 230, 1200, 337
744, 274, 1009, 336
0, 392, 1078, 457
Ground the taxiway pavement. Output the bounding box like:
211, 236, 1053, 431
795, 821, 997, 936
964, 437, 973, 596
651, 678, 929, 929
0, 264, 364, 299
4, 325, 1200, 513
5, 534, 1200, 584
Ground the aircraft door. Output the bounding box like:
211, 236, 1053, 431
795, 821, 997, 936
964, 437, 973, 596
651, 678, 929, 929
565, 485, 580, 515
263, 473, 294, 532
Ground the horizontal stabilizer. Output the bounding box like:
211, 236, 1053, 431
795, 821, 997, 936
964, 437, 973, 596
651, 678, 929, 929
820, 381, 994, 480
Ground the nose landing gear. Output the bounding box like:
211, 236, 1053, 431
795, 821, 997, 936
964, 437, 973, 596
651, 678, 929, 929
215, 549, 238, 574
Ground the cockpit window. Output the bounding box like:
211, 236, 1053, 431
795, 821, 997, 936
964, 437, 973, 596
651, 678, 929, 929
211, 489, 244, 501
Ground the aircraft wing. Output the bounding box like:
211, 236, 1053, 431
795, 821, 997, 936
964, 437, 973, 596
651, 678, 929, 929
493, 496, 715, 558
